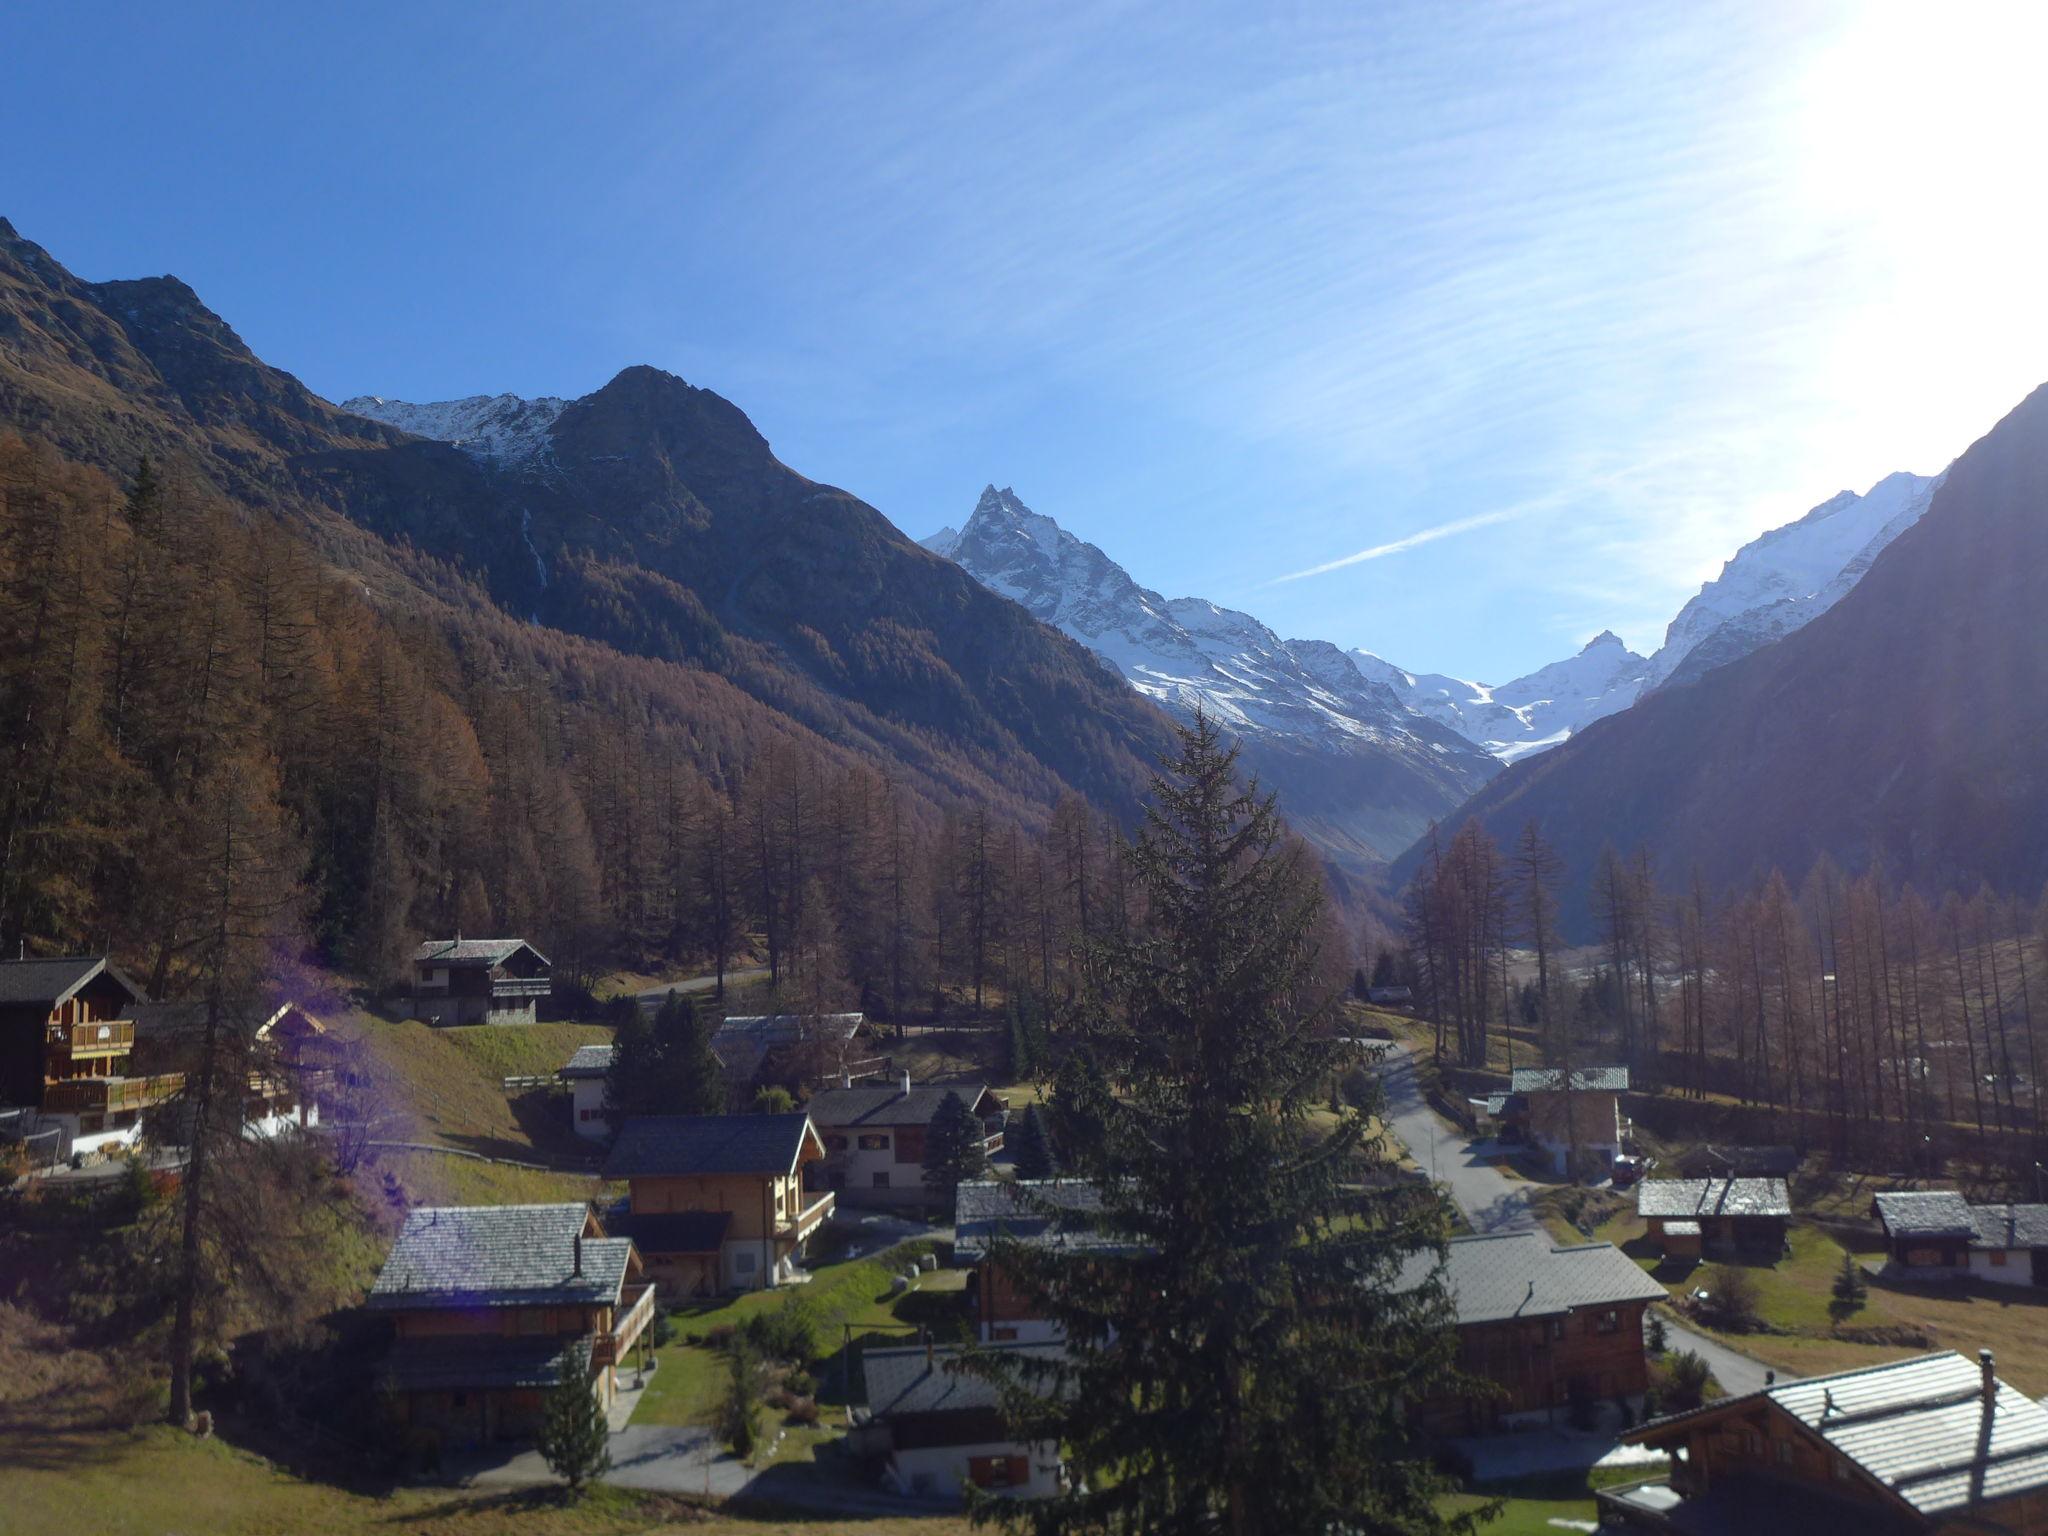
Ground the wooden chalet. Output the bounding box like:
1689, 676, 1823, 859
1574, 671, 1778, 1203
603, 1113, 833, 1295
1873, 1191, 2048, 1287
129, 999, 333, 1138
0, 956, 179, 1160
1497, 1065, 1630, 1176
410, 938, 551, 1027
1638, 1178, 1791, 1260
709, 1013, 864, 1095
368, 1202, 652, 1453
804, 1074, 1006, 1208
1397, 1230, 1667, 1434
1604, 1350, 2048, 1535
859, 1341, 1065, 1502
953, 1179, 1121, 1344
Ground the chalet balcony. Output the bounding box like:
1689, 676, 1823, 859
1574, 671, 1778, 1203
46, 1019, 134, 1058
592, 1282, 656, 1367
43, 1073, 185, 1115
489, 976, 552, 1001
777, 1190, 835, 1240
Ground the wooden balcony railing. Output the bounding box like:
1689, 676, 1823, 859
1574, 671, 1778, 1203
778, 1190, 835, 1238
489, 977, 552, 1000
46, 1019, 134, 1057
593, 1282, 657, 1366
43, 1073, 184, 1115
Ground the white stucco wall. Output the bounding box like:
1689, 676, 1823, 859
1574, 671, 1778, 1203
885, 1440, 1063, 1502
1968, 1247, 2040, 1287
571, 1078, 608, 1139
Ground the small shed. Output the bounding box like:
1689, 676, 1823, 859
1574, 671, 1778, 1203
1871, 1191, 1977, 1271
1637, 1178, 1791, 1257
1660, 1219, 1701, 1262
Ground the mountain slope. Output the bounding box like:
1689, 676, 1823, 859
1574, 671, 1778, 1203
0, 218, 1176, 831
1394, 385, 2048, 935
927, 486, 1498, 870
1352, 632, 1652, 763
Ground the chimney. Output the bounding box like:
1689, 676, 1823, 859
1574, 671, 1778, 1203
842, 1068, 852, 1089
1982, 1348, 1997, 1407
573, 1232, 583, 1277
902, 1069, 912, 1096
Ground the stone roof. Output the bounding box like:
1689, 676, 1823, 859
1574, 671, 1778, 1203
1398, 1230, 1666, 1326
806, 1082, 993, 1130
953, 1179, 1121, 1264
1636, 1177, 1792, 1220
411, 937, 549, 968
1872, 1190, 1978, 1240
863, 1341, 1064, 1419
0, 955, 143, 1009
603, 1113, 817, 1179
1509, 1065, 1630, 1094
1634, 1351, 2048, 1519
367, 1204, 629, 1310
561, 1043, 615, 1079
1970, 1204, 2048, 1251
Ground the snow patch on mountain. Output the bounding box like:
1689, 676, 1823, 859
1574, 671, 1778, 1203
928, 486, 1495, 771
341, 392, 568, 465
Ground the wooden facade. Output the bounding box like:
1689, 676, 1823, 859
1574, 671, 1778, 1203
0, 958, 180, 1156
1420, 1296, 1656, 1435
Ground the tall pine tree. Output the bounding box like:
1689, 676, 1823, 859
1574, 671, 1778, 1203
971, 713, 1469, 1536
921, 1089, 986, 1212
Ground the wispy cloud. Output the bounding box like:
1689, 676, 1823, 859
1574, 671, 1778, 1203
1261, 506, 1528, 586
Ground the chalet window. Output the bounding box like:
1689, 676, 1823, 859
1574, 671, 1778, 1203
1548, 1320, 1566, 1341
873, 1172, 891, 1189
993, 1326, 1019, 1341
825, 1134, 848, 1151
1992, 1250, 2010, 1267
858, 1133, 890, 1152
1594, 1309, 1621, 1335
970, 1455, 1030, 1489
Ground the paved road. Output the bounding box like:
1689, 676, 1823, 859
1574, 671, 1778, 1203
634, 967, 770, 1007
1377, 1041, 1786, 1396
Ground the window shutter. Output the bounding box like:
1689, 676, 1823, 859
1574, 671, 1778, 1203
1008, 1456, 1029, 1485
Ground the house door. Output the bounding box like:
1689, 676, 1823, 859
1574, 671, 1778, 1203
2031, 1248, 2048, 1287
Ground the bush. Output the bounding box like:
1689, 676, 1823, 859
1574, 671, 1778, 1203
1699, 1264, 1762, 1330
1830, 1252, 1868, 1317
718, 1338, 759, 1460
703, 1323, 737, 1350
786, 1395, 820, 1425
1646, 1311, 1668, 1354
650, 1307, 677, 1349
784, 1368, 818, 1397
746, 1291, 822, 1364
1663, 1349, 1710, 1411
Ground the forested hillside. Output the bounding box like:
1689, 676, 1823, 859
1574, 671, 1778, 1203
0, 217, 1194, 1002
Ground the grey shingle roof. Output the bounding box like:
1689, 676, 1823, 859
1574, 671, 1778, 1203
561, 1043, 615, 1078
0, 956, 142, 1009
862, 1342, 1064, 1418
379, 1334, 590, 1391
1772, 1352, 2048, 1516
713, 1013, 864, 1043
1636, 1178, 1792, 1220
1873, 1190, 1978, 1239
953, 1179, 1119, 1264
806, 1082, 993, 1129
1398, 1231, 1666, 1325
603, 1113, 816, 1178
1509, 1065, 1630, 1094
1971, 1204, 2048, 1251
412, 937, 549, 968
367, 1204, 629, 1310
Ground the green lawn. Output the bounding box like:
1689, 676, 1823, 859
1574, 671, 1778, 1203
634, 1241, 969, 1428
0, 1425, 974, 1536
1442, 1464, 1649, 1534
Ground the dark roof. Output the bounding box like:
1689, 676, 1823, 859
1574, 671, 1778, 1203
863, 1342, 1064, 1419
806, 1082, 993, 1129
561, 1043, 615, 1079
1630, 1352, 2048, 1518
0, 956, 143, 1009
610, 1209, 732, 1254
412, 937, 549, 968
1397, 1231, 1666, 1325
953, 1179, 1121, 1264
367, 1204, 630, 1310
1509, 1065, 1629, 1094
1872, 1190, 1977, 1240
1970, 1204, 2048, 1251
1637, 1178, 1792, 1220
379, 1334, 589, 1392
603, 1113, 817, 1179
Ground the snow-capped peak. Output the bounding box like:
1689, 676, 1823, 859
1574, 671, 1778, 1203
341, 392, 568, 465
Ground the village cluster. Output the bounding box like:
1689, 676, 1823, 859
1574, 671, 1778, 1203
13, 940, 2048, 1533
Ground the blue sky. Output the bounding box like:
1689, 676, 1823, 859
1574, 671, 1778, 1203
8, 1, 2048, 679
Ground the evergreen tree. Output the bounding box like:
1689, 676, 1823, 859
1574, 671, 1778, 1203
603, 1008, 661, 1129
648, 990, 726, 1115
752, 1084, 795, 1114
536, 1355, 613, 1493
921, 1089, 987, 1210
1351, 965, 1370, 1000
1832, 1251, 1868, 1313
719, 1336, 760, 1459
971, 713, 1468, 1536
1008, 1103, 1054, 1180
1371, 948, 1400, 989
